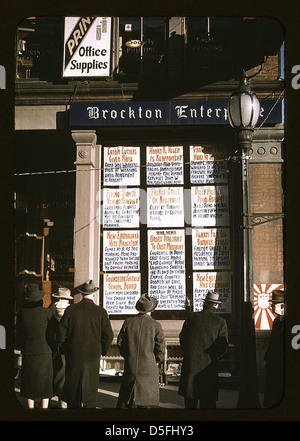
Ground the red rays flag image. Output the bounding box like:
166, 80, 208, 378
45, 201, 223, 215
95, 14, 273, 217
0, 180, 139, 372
254, 284, 284, 330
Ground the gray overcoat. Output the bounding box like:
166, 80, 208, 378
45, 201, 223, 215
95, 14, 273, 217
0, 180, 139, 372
57, 298, 113, 406
178, 305, 228, 401
117, 314, 165, 407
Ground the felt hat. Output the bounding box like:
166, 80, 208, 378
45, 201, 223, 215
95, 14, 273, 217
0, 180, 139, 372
136, 294, 158, 313
77, 280, 99, 295
204, 291, 222, 304
52, 287, 73, 300
270, 290, 285, 303
24, 283, 45, 302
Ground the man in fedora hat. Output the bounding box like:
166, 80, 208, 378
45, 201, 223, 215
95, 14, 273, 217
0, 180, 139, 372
57, 280, 113, 409
48, 287, 73, 408
178, 291, 228, 409
116, 294, 165, 408
263, 289, 285, 408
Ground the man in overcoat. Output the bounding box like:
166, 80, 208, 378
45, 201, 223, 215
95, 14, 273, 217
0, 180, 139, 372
263, 289, 285, 408
178, 291, 228, 409
116, 294, 165, 408
57, 280, 113, 408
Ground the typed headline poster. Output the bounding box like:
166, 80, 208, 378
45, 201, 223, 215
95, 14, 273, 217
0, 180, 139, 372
104, 146, 140, 185
148, 229, 186, 310
193, 271, 231, 313
103, 273, 141, 315
103, 188, 139, 228
190, 145, 228, 184
146, 146, 184, 185
192, 227, 231, 270
103, 230, 140, 271
147, 187, 184, 227
191, 185, 229, 226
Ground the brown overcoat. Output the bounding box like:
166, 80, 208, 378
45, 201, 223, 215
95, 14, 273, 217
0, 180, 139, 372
178, 305, 228, 401
117, 314, 165, 407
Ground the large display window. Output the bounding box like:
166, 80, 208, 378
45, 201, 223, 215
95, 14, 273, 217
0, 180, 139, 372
100, 141, 233, 319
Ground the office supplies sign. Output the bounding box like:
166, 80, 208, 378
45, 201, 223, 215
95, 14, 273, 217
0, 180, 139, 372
63, 17, 111, 77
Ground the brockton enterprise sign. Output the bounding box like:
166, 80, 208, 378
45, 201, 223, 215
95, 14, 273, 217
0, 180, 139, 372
70, 99, 283, 126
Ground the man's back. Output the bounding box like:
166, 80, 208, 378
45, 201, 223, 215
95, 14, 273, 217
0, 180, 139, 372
58, 298, 113, 359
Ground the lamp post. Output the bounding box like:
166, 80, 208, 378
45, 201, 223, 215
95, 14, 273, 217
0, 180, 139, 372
227, 72, 261, 408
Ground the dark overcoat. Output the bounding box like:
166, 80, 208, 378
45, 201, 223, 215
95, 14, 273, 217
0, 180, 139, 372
57, 298, 113, 406
263, 314, 285, 408
15, 301, 54, 399
117, 314, 165, 407
178, 305, 228, 401
48, 314, 66, 399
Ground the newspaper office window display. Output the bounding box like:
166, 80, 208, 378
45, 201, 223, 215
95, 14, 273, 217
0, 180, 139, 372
190, 144, 232, 313
101, 142, 232, 315
102, 145, 141, 315
104, 146, 140, 186
148, 229, 186, 310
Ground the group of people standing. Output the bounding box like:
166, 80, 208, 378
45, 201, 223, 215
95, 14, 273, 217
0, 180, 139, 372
15, 281, 285, 410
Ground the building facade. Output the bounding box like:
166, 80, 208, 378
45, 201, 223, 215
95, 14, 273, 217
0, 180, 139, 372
15, 16, 285, 393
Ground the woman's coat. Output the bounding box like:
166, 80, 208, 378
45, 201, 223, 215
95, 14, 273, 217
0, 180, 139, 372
178, 305, 228, 401
117, 314, 165, 407
16, 301, 54, 399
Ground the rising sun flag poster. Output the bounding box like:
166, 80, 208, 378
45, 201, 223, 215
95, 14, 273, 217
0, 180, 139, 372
254, 284, 284, 330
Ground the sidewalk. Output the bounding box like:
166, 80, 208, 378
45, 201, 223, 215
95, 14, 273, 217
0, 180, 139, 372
15, 375, 248, 410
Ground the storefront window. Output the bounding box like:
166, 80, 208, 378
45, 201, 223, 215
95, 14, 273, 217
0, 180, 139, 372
185, 17, 235, 81
100, 142, 233, 318
118, 17, 167, 77
16, 17, 64, 80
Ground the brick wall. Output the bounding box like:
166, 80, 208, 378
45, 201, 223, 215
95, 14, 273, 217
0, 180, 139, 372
247, 54, 280, 81
249, 162, 284, 282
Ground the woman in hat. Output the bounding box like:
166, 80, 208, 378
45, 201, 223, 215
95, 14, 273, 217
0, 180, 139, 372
15, 283, 54, 408
116, 294, 165, 408
48, 287, 73, 408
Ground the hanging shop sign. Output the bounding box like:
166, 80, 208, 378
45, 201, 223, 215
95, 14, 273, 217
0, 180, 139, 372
193, 271, 231, 313
148, 229, 186, 310
70, 99, 283, 126
63, 17, 111, 77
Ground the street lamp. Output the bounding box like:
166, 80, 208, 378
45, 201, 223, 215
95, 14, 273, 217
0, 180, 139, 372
227, 72, 261, 408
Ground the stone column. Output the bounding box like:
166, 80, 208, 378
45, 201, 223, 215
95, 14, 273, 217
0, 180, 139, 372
72, 130, 101, 304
